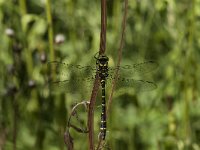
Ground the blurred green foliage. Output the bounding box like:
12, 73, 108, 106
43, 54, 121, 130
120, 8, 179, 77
0, 0, 200, 150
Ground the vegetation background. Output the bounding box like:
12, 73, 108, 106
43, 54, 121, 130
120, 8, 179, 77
0, 0, 200, 150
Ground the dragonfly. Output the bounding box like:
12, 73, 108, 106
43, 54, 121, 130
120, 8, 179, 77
96, 54, 109, 140
48, 54, 158, 140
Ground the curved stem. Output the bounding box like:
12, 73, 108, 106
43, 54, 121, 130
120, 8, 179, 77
107, 0, 128, 117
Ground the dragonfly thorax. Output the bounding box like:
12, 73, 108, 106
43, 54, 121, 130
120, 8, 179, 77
96, 55, 109, 79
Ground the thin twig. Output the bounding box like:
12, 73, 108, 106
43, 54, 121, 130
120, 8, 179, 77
68, 101, 89, 133
64, 101, 90, 149
107, 0, 128, 116
88, 0, 107, 149
68, 124, 89, 133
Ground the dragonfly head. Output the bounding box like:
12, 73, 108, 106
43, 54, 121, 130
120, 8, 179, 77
99, 55, 109, 63
96, 54, 109, 66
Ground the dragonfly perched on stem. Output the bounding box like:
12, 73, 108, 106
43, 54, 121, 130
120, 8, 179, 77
48, 58, 157, 93
48, 54, 158, 140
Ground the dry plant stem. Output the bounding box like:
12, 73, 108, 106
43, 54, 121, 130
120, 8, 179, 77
107, 0, 128, 116
69, 124, 88, 133
99, 0, 107, 54
88, 77, 100, 150
67, 101, 89, 133
64, 102, 91, 150
64, 131, 73, 150
88, 0, 107, 149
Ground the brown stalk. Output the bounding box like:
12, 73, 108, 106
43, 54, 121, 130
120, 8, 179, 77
107, 0, 128, 116
99, 0, 107, 55
88, 0, 107, 149
64, 130, 73, 150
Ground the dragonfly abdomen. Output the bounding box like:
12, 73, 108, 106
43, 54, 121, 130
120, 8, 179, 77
100, 79, 106, 140
97, 54, 109, 140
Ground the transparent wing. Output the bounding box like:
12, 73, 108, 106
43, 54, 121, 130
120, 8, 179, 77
115, 78, 156, 91
108, 61, 158, 77
48, 61, 97, 94
48, 61, 97, 81
106, 76, 156, 93
49, 76, 97, 98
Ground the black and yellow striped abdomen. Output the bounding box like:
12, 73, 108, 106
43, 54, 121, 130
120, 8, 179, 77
96, 54, 109, 140
100, 79, 106, 140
